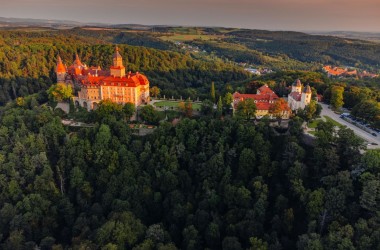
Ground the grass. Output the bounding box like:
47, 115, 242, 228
154, 101, 201, 110
154, 101, 182, 107
307, 114, 344, 136
308, 119, 320, 129
323, 116, 344, 128
307, 116, 344, 130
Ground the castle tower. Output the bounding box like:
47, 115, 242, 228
56, 55, 66, 83
113, 46, 123, 67
301, 84, 312, 107
110, 46, 126, 77
73, 53, 84, 67
291, 79, 302, 93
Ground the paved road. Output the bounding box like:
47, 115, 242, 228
320, 103, 380, 149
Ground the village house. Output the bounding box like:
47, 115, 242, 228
323, 65, 357, 78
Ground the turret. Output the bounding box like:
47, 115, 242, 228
56, 55, 66, 83
110, 46, 126, 77
113, 46, 123, 67
73, 53, 83, 67
301, 84, 312, 107
291, 79, 302, 93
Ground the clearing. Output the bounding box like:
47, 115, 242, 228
154, 101, 201, 110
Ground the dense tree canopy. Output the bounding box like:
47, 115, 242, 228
1, 26, 380, 250
0, 30, 251, 105
0, 85, 379, 250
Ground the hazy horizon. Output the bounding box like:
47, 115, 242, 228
1, 0, 380, 32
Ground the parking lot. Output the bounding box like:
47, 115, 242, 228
320, 103, 380, 149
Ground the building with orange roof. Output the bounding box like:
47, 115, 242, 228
287, 79, 312, 110
232, 85, 291, 119
323, 65, 357, 78
56, 46, 150, 110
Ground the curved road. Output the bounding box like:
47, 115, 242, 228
320, 103, 380, 149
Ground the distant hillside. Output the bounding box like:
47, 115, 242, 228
221, 29, 380, 70
1, 19, 380, 72
308, 31, 380, 43
0, 17, 106, 29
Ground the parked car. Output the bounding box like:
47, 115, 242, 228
372, 133, 377, 137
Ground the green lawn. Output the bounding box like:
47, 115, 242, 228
154, 101, 201, 110
154, 101, 181, 108
323, 116, 344, 128
308, 119, 320, 129
308, 116, 344, 129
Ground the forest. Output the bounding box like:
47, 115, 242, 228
0, 27, 380, 249
0, 92, 379, 249
147, 26, 380, 71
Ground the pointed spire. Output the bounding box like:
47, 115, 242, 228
114, 46, 122, 59
112, 45, 124, 69
303, 84, 312, 93
74, 53, 83, 66
56, 55, 66, 73
293, 79, 302, 87
57, 55, 63, 64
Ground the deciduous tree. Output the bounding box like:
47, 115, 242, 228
47, 83, 73, 102
330, 86, 344, 110
123, 102, 136, 121
236, 98, 257, 120
150, 86, 161, 98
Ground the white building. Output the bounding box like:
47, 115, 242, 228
245, 68, 261, 75
287, 79, 312, 110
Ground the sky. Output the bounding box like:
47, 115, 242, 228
1, 0, 379, 32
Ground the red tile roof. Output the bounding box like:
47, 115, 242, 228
77, 73, 149, 88
62, 50, 149, 89
233, 90, 279, 111
257, 85, 277, 95
323, 65, 357, 77
56, 56, 66, 73
289, 92, 302, 101
256, 102, 271, 110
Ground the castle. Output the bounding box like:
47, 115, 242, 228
233, 85, 291, 119
287, 79, 312, 110
56, 46, 150, 110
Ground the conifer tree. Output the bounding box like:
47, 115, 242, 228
217, 96, 223, 113
210, 82, 216, 103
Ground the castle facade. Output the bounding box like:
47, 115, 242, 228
287, 79, 312, 110
233, 85, 291, 119
56, 47, 150, 110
